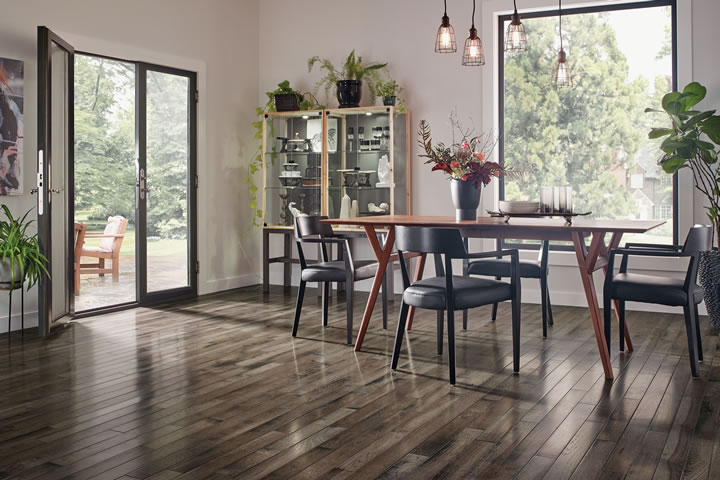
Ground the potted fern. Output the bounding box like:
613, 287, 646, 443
307, 50, 387, 108
0, 205, 48, 289
647, 81, 720, 327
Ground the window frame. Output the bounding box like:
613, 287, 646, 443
496, 0, 678, 251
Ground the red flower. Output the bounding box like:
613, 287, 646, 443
432, 162, 453, 174
450, 161, 461, 170
473, 151, 486, 161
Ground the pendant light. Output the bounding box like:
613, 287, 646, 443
554, 0, 573, 87
505, 0, 528, 53
462, 0, 485, 66
435, 0, 457, 53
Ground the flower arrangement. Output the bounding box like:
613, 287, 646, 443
418, 116, 504, 188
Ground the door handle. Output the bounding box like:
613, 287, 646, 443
49, 188, 63, 194
138, 168, 150, 199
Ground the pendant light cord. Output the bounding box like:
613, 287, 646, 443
559, 0, 563, 51
513, 0, 518, 13
444, 0, 448, 16
471, 0, 476, 28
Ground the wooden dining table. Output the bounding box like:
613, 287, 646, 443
322, 215, 665, 380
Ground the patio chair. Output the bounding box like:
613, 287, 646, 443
73, 222, 87, 295
78, 216, 129, 287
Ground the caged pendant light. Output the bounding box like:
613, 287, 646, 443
435, 0, 457, 53
554, 0, 573, 87
505, 0, 528, 53
462, 0, 485, 66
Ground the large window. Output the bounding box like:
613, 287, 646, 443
499, 0, 676, 245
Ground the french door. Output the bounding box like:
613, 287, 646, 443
38, 29, 197, 334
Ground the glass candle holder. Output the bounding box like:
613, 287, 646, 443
552, 186, 560, 213
558, 186, 568, 213
541, 186, 553, 213
564, 186, 573, 213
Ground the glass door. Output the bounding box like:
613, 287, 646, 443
37, 27, 74, 335
137, 64, 197, 302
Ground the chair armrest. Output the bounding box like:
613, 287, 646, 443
84, 233, 125, 238
623, 242, 681, 251
610, 248, 692, 258
465, 249, 518, 261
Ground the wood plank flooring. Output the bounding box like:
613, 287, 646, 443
1, 285, 719, 479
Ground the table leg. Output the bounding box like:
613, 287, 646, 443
406, 253, 426, 331
283, 233, 292, 289
354, 225, 395, 351
572, 231, 614, 380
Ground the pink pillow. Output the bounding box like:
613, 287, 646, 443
99, 216, 125, 252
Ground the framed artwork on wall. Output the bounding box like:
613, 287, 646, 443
0, 57, 24, 195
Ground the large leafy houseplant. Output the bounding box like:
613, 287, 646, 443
307, 50, 387, 107
0, 205, 48, 289
648, 82, 720, 246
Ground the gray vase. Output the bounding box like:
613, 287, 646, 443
450, 178, 482, 221
699, 250, 720, 328
0, 258, 23, 287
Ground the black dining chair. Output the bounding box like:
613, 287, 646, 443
603, 225, 712, 377
465, 239, 553, 337
292, 216, 387, 345
390, 226, 521, 385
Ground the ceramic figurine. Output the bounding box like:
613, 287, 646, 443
288, 202, 307, 218
376, 155, 392, 187
339, 193, 351, 219
351, 200, 359, 218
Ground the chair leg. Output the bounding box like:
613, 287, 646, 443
511, 291, 521, 373
491, 276, 501, 321
683, 304, 700, 377
74, 265, 80, 296
99, 258, 105, 277
437, 311, 444, 355
618, 301, 626, 352
112, 257, 119, 282
540, 276, 548, 338
321, 282, 329, 327
546, 287, 554, 326
447, 305, 456, 385
346, 281, 354, 345
391, 301, 410, 369
381, 270, 388, 330
291, 281, 306, 337
462, 309, 468, 331
603, 293, 612, 356
694, 303, 703, 362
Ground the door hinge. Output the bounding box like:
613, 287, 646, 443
194, 174, 199, 188
195, 90, 199, 103
195, 261, 200, 274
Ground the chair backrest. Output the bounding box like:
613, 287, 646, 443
73, 222, 87, 265
99, 216, 128, 252
295, 215, 335, 239
682, 225, 712, 254
395, 226, 467, 257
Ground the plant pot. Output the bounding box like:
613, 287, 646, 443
0, 258, 23, 287
383, 96, 396, 106
336, 80, 362, 108
450, 178, 482, 221
274, 93, 299, 112
700, 249, 720, 328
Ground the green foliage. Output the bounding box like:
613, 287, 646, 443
307, 50, 387, 102
247, 81, 323, 226
648, 81, 720, 246
0, 205, 48, 289
373, 78, 407, 112
503, 13, 670, 231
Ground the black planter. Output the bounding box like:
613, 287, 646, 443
336, 80, 362, 108
274, 93, 299, 112
383, 96, 396, 106
700, 250, 720, 328
450, 178, 482, 221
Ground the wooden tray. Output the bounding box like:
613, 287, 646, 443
487, 210, 592, 225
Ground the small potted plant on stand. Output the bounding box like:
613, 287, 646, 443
647, 81, 720, 327
418, 114, 506, 221
375, 79, 401, 106
307, 50, 387, 108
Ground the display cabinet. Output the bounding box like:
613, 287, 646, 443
261, 106, 410, 228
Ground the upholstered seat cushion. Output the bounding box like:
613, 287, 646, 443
611, 273, 703, 306
468, 258, 543, 278
99, 216, 125, 251
301, 260, 377, 282
402, 275, 512, 310
82, 245, 112, 254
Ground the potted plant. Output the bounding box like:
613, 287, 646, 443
307, 50, 387, 108
269, 80, 321, 112
0, 205, 48, 289
375, 79, 402, 107
418, 114, 506, 221
647, 81, 720, 327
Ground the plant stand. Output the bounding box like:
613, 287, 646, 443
0, 282, 24, 343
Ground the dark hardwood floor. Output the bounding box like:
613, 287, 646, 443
1, 285, 719, 479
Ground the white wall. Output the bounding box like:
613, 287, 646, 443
0, 0, 260, 333
259, 0, 720, 314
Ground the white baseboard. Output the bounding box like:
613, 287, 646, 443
0, 310, 38, 334
201, 273, 260, 295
